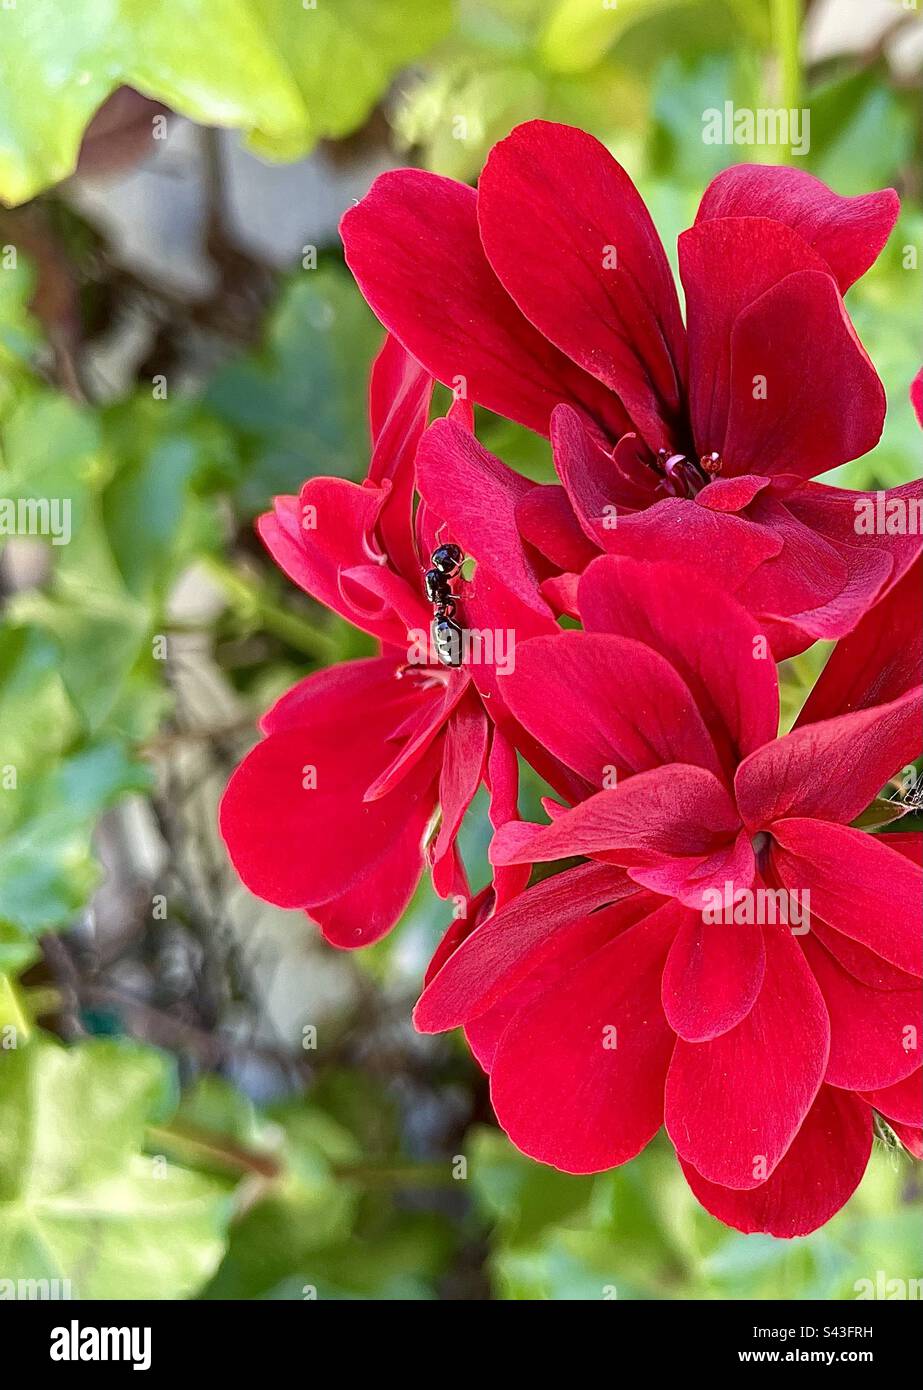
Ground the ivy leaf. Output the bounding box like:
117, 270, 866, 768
0, 742, 151, 934
0, 1035, 231, 1299
0, 625, 76, 791
0, 1, 301, 205
0, 0, 449, 207
250, 0, 453, 160
0, 390, 102, 544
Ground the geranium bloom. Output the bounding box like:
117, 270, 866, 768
220, 337, 561, 946
342, 120, 922, 657
414, 555, 922, 1235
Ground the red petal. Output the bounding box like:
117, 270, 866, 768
802, 934, 920, 1090
736, 687, 922, 827
680, 216, 831, 460
696, 164, 898, 293
430, 692, 489, 897
722, 270, 885, 478
912, 368, 923, 428
489, 903, 678, 1173
796, 557, 923, 722
258, 479, 428, 644
516, 483, 600, 573
812, 917, 918, 991
771, 819, 923, 976
423, 886, 492, 991
578, 555, 778, 775
490, 765, 752, 911
341, 169, 626, 439
363, 673, 468, 802
604, 495, 782, 594
665, 926, 829, 1187
485, 725, 530, 908
416, 418, 552, 618
680, 1085, 871, 1237
366, 333, 434, 585
259, 655, 414, 736
308, 837, 428, 950
662, 912, 766, 1042
883, 832, 923, 867
499, 632, 723, 784
220, 660, 438, 941
860, 1071, 922, 1127
414, 861, 635, 1032
464, 894, 656, 1073
477, 120, 686, 450
551, 407, 648, 546
368, 332, 430, 445
732, 478, 917, 658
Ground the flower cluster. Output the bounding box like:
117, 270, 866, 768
221, 122, 922, 1237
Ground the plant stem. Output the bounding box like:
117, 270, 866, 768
147, 1122, 282, 1180
147, 1122, 456, 1191
771, 0, 803, 162
202, 555, 339, 662
331, 1160, 458, 1189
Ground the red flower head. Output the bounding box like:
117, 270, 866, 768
414, 555, 922, 1236
341, 120, 922, 658
219, 337, 565, 947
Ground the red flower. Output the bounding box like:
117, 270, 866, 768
341, 121, 921, 657
219, 338, 555, 946
414, 555, 922, 1235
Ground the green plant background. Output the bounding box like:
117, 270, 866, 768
0, 0, 920, 1301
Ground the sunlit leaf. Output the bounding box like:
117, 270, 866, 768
0, 1035, 230, 1299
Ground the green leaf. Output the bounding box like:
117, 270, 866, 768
0, 389, 103, 541
0, 1, 300, 205
0, 921, 40, 978
0, 0, 449, 206
205, 268, 381, 515
0, 1035, 230, 1299
0, 973, 29, 1041
807, 67, 914, 198
0, 625, 76, 790
100, 406, 207, 603
0, 742, 151, 934
539, 0, 698, 74
249, 0, 453, 161
0, 250, 39, 412
202, 1098, 362, 1299
469, 1125, 594, 1241
851, 799, 909, 831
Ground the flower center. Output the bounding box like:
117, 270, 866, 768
751, 830, 771, 870
651, 449, 722, 498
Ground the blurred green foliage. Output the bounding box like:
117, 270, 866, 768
0, 0, 920, 1302
0, 0, 452, 204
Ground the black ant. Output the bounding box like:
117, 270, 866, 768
425, 543, 464, 667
